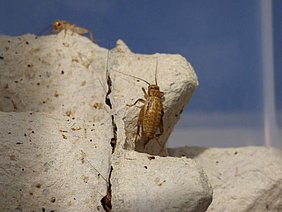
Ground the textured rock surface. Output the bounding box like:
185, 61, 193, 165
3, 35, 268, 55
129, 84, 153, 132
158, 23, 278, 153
169, 146, 282, 212
109, 40, 198, 155
111, 151, 212, 212
0, 112, 112, 211
0, 32, 113, 211
0, 33, 109, 122
0, 32, 211, 212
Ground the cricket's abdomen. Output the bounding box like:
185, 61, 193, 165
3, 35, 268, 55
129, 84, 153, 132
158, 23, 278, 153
142, 96, 163, 139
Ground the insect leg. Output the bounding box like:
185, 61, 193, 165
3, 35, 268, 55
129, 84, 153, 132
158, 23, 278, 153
157, 111, 166, 154
89, 30, 94, 42
64, 28, 67, 38
127, 88, 147, 107
156, 137, 166, 155
126, 99, 145, 107
142, 87, 148, 98
70, 25, 75, 36
156, 110, 164, 137
143, 137, 151, 148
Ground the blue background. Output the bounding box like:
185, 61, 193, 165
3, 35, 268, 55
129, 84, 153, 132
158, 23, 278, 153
0, 0, 280, 146
273, 0, 282, 125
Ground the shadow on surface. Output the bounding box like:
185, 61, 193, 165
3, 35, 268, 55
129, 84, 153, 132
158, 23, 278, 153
168, 146, 209, 159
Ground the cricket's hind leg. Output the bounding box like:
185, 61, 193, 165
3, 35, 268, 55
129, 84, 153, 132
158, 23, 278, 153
156, 136, 167, 156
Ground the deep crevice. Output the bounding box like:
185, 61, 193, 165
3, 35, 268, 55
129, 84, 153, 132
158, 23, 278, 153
105, 73, 112, 109
102, 52, 117, 211
101, 166, 113, 212
105, 71, 117, 153
110, 110, 117, 152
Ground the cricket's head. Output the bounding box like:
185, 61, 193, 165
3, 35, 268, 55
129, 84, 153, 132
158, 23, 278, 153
53, 20, 66, 31
148, 84, 163, 98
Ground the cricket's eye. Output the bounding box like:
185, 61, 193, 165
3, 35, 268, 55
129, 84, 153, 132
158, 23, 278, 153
53, 21, 61, 29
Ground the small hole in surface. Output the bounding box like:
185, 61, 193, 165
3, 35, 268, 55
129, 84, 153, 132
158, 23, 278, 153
50, 197, 56, 203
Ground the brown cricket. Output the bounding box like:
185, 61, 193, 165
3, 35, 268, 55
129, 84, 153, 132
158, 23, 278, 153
52, 19, 94, 42
121, 58, 165, 150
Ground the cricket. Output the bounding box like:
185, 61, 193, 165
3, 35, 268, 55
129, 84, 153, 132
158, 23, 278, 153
118, 58, 165, 151
52, 19, 94, 42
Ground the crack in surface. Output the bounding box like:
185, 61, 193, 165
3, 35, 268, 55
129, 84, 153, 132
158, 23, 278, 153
101, 50, 116, 211
101, 166, 113, 212
105, 56, 117, 153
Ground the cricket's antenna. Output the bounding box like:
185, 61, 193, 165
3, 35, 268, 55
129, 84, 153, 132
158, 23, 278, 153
115, 70, 151, 86
155, 56, 159, 85
39, 24, 53, 36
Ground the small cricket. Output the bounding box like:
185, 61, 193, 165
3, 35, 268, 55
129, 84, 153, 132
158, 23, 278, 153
119, 57, 165, 152
52, 19, 94, 42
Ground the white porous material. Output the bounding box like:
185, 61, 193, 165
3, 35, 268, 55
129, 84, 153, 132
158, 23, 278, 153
111, 151, 212, 212
0, 33, 109, 121
0, 32, 209, 211
0, 32, 113, 211
0, 112, 112, 211
110, 40, 198, 155
169, 146, 282, 212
